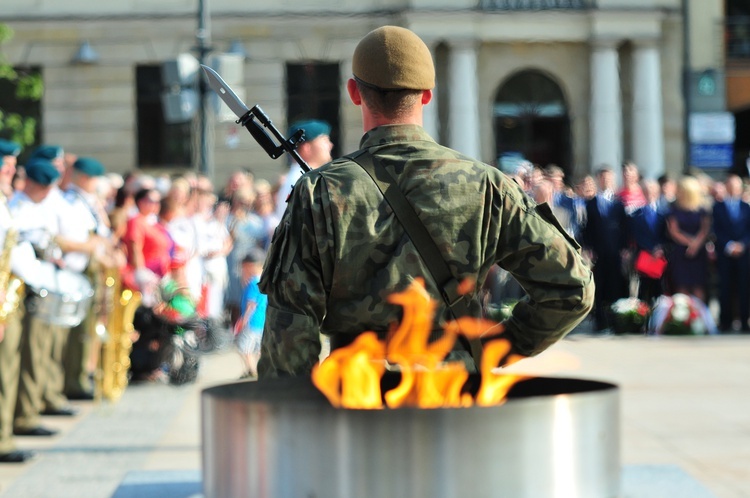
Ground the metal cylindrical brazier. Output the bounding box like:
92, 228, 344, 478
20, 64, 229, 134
202, 375, 619, 498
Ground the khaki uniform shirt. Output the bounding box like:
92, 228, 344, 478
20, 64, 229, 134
259, 124, 594, 377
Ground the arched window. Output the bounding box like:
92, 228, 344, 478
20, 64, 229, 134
493, 70, 572, 176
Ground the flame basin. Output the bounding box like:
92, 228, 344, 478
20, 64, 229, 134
202, 375, 619, 498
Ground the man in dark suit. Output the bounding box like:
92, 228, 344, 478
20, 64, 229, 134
627, 179, 667, 303
583, 167, 629, 331
545, 164, 579, 239
712, 174, 750, 332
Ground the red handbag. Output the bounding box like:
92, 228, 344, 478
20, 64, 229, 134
634, 250, 667, 279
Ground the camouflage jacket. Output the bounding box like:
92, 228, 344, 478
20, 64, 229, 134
258, 124, 594, 378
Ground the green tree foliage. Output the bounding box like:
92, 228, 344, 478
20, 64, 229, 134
0, 24, 43, 146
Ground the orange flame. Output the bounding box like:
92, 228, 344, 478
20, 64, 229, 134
311, 332, 385, 409
312, 278, 529, 409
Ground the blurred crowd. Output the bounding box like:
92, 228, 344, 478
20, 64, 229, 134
10, 157, 279, 320
497, 160, 750, 334
0, 136, 315, 462
2, 124, 749, 466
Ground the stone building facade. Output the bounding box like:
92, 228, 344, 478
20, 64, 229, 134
1, 0, 707, 188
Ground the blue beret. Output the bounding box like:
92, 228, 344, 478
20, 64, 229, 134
0, 139, 21, 157
25, 158, 61, 186
73, 157, 105, 177
29, 145, 64, 162
287, 119, 331, 142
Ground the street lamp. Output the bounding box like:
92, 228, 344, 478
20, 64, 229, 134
196, 0, 213, 180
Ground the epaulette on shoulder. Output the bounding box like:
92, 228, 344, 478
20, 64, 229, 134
317, 156, 362, 173
330, 156, 357, 166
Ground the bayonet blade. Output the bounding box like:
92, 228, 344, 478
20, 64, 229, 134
201, 64, 249, 119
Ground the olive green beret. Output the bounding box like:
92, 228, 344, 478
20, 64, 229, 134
73, 157, 105, 177
352, 26, 435, 91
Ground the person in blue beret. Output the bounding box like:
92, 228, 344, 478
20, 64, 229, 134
28, 145, 63, 163
63, 156, 112, 400
24, 158, 61, 188
72, 157, 104, 178
274, 119, 334, 221
0, 139, 21, 159
28, 145, 65, 181
68, 157, 105, 198
0, 139, 35, 462
0, 139, 21, 199
6, 156, 63, 440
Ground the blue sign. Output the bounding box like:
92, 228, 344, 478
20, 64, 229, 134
690, 143, 733, 169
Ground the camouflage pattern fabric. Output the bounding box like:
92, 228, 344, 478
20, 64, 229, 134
258, 124, 594, 378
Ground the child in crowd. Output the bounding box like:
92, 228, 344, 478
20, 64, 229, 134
235, 248, 267, 379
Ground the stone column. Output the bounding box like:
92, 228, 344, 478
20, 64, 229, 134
423, 86, 439, 141
422, 42, 440, 141
589, 39, 623, 181
447, 39, 481, 158
631, 38, 665, 179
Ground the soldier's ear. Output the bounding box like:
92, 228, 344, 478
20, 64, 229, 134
347, 78, 362, 106
421, 89, 432, 106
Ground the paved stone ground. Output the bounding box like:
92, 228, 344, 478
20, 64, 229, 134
0, 320, 748, 498
0, 348, 245, 498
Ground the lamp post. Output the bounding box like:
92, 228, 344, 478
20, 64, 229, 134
682, 0, 691, 173
196, 0, 213, 180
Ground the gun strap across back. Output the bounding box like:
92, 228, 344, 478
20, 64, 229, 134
347, 149, 483, 366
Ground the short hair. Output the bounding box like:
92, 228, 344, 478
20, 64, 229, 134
657, 174, 672, 187
134, 188, 157, 204
533, 180, 554, 204
159, 195, 179, 218
356, 81, 422, 120
544, 164, 564, 178
594, 166, 613, 177
242, 247, 266, 265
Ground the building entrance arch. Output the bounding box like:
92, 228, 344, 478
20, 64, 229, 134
493, 70, 572, 177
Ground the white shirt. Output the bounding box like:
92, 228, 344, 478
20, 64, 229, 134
168, 215, 202, 300
194, 212, 229, 285
46, 187, 90, 273
274, 166, 303, 222
65, 185, 111, 237
10, 190, 60, 252
7, 191, 62, 287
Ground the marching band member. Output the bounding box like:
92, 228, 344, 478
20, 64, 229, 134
0, 140, 38, 462
10, 157, 66, 437
26, 146, 82, 416
62, 157, 114, 400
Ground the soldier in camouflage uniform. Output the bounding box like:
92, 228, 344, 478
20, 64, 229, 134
258, 26, 594, 378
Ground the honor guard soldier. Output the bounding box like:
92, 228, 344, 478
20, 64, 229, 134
258, 26, 594, 378
10, 156, 67, 436
24, 145, 84, 417
273, 119, 334, 222
0, 140, 39, 461
63, 157, 112, 399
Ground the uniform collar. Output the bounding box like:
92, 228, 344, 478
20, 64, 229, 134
359, 124, 436, 150
69, 184, 96, 204
10, 190, 31, 206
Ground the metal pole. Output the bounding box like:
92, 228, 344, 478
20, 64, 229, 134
682, 0, 691, 173
196, 0, 213, 179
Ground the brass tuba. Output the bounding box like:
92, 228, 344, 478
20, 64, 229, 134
0, 227, 25, 323
97, 267, 140, 401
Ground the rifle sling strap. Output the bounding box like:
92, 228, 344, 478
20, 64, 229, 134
347, 150, 483, 365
